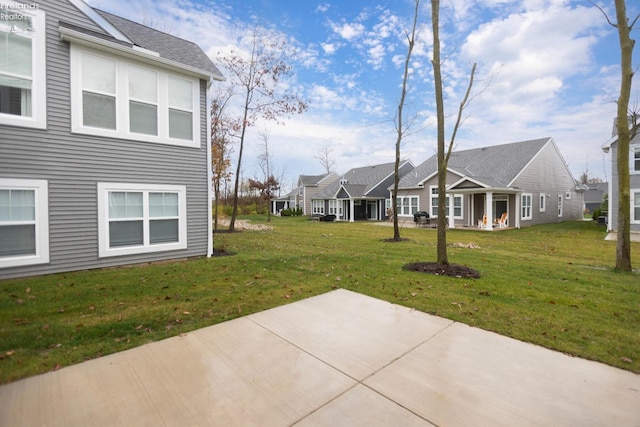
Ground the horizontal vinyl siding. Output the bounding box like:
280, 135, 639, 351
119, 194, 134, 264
0, 1, 210, 279
511, 142, 582, 226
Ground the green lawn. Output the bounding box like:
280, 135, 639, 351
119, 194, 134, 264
1, 217, 638, 384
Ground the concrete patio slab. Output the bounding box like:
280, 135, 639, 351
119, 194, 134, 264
1, 289, 638, 427
249, 288, 452, 380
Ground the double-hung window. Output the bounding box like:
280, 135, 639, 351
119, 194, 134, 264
98, 183, 187, 257
521, 193, 532, 220
632, 146, 640, 174
71, 46, 200, 147
632, 190, 640, 224
429, 187, 462, 218
396, 196, 418, 216
312, 200, 324, 215
557, 195, 563, 217
0, 179, 49, 268
0, 2, 46, 128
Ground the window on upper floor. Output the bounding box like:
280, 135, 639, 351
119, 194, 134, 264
0, 178, 49, 268
0, 2, 46, 129
97, 183, 187, 257
70, 46, 201, 148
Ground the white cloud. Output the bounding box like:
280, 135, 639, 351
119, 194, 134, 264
330, 21, 365, 40
321, 43, 337, 55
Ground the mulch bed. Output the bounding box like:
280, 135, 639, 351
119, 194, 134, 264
403, 262, 481, 278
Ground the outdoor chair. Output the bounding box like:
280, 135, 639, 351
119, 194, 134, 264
478, 214, 487, 229
413, 211, 430, 227
498, 212, 508, 228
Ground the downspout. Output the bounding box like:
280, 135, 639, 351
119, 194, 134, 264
206, 79, 213, 258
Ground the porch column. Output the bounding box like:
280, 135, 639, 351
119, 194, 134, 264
350, 199, 355, 222
486, 192, 493, 230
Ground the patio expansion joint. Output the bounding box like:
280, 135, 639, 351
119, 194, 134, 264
247, 315, 456, 427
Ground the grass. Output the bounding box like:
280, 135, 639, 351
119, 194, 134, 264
1, 216, 639, 384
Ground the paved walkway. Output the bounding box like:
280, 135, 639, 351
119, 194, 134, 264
1, 289, 639, 426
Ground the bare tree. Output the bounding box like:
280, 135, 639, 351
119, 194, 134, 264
210, 88, 237, 231
313, 144, 336, 173
257, 129, 276, 222
391, 0, 420, 241
218, 29, 308, 231
431, 0, 477, 265
593, 0, 638, 271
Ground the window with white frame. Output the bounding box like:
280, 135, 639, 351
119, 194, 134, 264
632, 146, 640, 174
632, 190, 640, 223
521, 193, 532, 220
70, 46, 200, 147
396, 195, 418, 216
429, 186, 462, 218
557, 195, 563, 217
312, 200, 324, 215
539, 193, 546, 212
0, 179, 49, 268
328, 199, 338, 215
97, 183, 187, 257
0, 3, 46, 128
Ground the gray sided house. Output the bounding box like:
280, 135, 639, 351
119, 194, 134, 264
395, 138, 584, 230
0, 0, 224, 279
312, 161, 414, 222
272, 173, 339, 215
602, 123, 640, 233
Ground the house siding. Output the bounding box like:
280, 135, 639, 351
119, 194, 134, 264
302, 174, 339, 216
608, 134, 640, 232
0, 1, 210, 279
510, 142, 583, 226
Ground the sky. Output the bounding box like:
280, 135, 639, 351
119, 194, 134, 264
87, 0, 639, 192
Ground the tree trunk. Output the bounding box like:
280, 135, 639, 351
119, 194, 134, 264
431, 0, 448, 265
614, 0, 634, 271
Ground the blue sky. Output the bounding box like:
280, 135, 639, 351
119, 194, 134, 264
88, 0, 639, 190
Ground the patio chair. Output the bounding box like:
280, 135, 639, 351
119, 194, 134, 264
498, 212, 508, 228
478, 214, 487, 229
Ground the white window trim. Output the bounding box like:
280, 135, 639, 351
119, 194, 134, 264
0, 3, 46, 129
97, 183, 187, 258
631, 145, 640, 175
0, 178, 49, 268
521, 193, 533, 220
631, 189, 640, 224
312, 199, 324, 215
539, 193, 546, 212
557, 195, 563, 217
429, 186, 462, 218
70, 45, 200, 148
396, 195, 419, 217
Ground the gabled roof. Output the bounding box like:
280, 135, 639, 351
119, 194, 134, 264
315, 161, 412, 199
298, 173, 336, 187
398, 138, 550, 190
60, 0, 223, 81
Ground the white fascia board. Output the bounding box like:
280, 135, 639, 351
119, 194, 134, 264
59, 26, 224, 82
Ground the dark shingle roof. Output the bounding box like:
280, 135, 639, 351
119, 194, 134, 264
94, 9, 222, 78
398, 138, 550, 189
315, 161, 411, 199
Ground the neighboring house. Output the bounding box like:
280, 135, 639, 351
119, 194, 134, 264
601, 121, 640, 233
583, 182, 608, 215
272, 173, 339, 215
312, 161, 414, 222
0, 0, 224, 279
394, 138, 584, 230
